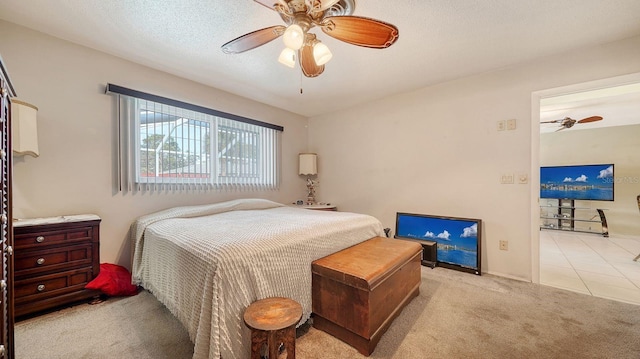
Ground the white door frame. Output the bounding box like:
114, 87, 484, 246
530, 72, 640, 284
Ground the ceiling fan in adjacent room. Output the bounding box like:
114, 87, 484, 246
540, 116, 603, 132
221, 0, 399, 77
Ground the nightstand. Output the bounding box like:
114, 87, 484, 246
13, 214, 101, 317
293, 204, 337, 211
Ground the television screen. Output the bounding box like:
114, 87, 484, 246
540, 164, 614, 201
395, 213, 481, 275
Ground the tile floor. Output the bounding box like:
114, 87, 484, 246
540, 229, 640, 305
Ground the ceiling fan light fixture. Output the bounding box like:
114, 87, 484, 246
313, 42, 332, 66
221, 0, 397, 78
318, 0, 341, 11
283, 24, 304, 50
278, 48, 297, 68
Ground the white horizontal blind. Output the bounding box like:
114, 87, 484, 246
116, 95, 281, 193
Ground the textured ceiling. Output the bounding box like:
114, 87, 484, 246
1, 0, 640, 117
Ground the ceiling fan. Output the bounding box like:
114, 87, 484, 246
221, 0, 399, 77
540, 116, 603, 131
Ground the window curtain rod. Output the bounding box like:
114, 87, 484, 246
105, 83, 284, 132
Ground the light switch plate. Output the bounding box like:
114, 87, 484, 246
506, 119, 517, 130
501, 174, 514, 184
497, 120, 506, 131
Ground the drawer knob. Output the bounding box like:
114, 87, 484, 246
0, 149, 5, 161
36, 258, 45, 265
6, 245, 12, 256
0, 280, 5, 291
37, 284, 45, 292
36, 236, 45, 243
0, 214, 6, 224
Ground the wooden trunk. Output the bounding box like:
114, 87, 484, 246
311, 237, 422, 356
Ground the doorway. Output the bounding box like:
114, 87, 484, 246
530, 73, 640, 304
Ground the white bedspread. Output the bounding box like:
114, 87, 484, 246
131, 198, 384, 359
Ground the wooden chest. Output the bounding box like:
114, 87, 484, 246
13, 215, 101, 318
311, 237, 422, 356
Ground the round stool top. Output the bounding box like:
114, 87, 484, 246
244, 297, 303, 331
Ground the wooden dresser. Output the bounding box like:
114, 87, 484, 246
0, 54, 16, 359
13, 215, 101, 318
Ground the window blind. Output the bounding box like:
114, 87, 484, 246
107, 84, 282, 193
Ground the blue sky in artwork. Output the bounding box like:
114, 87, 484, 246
397, 215, 478, 247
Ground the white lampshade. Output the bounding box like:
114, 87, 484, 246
313, 42, 333, 66
278, 48, 296, 68
299, 153, 317, 175
11, 99, 39, 157
283, 24, 304, 50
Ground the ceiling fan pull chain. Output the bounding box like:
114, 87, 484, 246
300, 69, 304, 94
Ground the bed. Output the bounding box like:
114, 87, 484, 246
131, 198, 384, 359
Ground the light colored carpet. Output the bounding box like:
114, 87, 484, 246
15, 267, 640, 358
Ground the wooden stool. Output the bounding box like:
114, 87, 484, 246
244, 297, 303, 359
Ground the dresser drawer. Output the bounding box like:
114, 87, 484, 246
14, 267, 94, 303
14, 225, 94, 250
14, 243, 93, 277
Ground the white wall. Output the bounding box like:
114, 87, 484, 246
309, 35, 640, 280
540, 125, 640, 236
0, 21, 309, 268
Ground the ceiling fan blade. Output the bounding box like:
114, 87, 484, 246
299, 43, 325, 78
221, 26, 285, 54
577, 116, 603, 124
540, 119, 563, 124
555, 127, 567, 132
321, 16, 399, 48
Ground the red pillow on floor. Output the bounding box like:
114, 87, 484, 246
85, 263, 139, 296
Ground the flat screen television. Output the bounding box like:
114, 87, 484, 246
540, 164, 614, 201
395, 213, 481, 275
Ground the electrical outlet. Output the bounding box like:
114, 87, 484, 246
506, 119, 517, 130
499, 240, 508, 251
497, 120, 506, 131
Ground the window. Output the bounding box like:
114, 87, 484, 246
108, 84, 282, 192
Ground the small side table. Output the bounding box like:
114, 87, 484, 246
291, 203, 337, 211
244, 297, 303, 359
